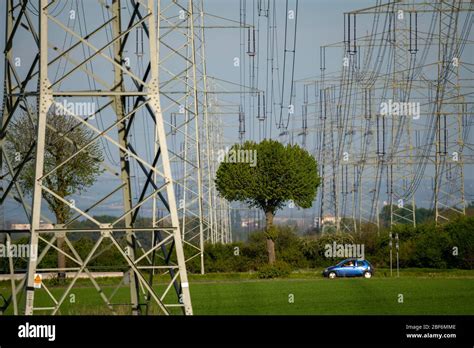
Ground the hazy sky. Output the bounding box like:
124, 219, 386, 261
1, 0, 472, 224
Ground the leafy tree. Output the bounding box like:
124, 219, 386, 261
215, 139, 320, 264
6, 110, 103, 279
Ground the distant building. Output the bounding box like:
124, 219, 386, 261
273, 217, 307, 228
322, 215, 340, 225
10, 223, 54, 231
240, 218, 260, 229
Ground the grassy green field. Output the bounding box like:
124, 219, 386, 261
1, 269, 473, 315
190, 277, 474, 315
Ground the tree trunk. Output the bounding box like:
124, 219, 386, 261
56, 213, 66, 282
57, 236, 66, 281
265, 211, 276, 264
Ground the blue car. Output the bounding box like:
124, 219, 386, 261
322, 258, 374, 279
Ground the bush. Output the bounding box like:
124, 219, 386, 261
257, 261, 292, 279
274, 226, 308, 268
410, 224, 452, 268
442, 216, 474, 269
301, 233, 355, 268
174, 217, 474, 272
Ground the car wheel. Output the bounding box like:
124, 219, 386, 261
328, 272, 337, 279
364, 271, 372, 279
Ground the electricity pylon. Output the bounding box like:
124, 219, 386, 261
1, 0, 193, 315
291, 0, 473, 232
155, 0, 207, 275
387, 3, 417, 228
433, 0, 467, 223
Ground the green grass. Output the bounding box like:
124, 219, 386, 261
1, 270, 473, 315
191, 277, 474, 315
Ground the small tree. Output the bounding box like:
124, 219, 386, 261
6, 110, 103, 279
215, 139, 320, 264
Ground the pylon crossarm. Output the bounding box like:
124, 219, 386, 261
134, 234, 174, 264
50, 99, 166, 178
37, 234, 82, 266
39, 186, 102, 226
46, 14, 149, 88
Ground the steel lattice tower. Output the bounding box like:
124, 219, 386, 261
290, 0, 473, 233
1, 0, 194, 315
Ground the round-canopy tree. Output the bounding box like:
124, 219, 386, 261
215, 139, 320, 264
6, 110, 103, 279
